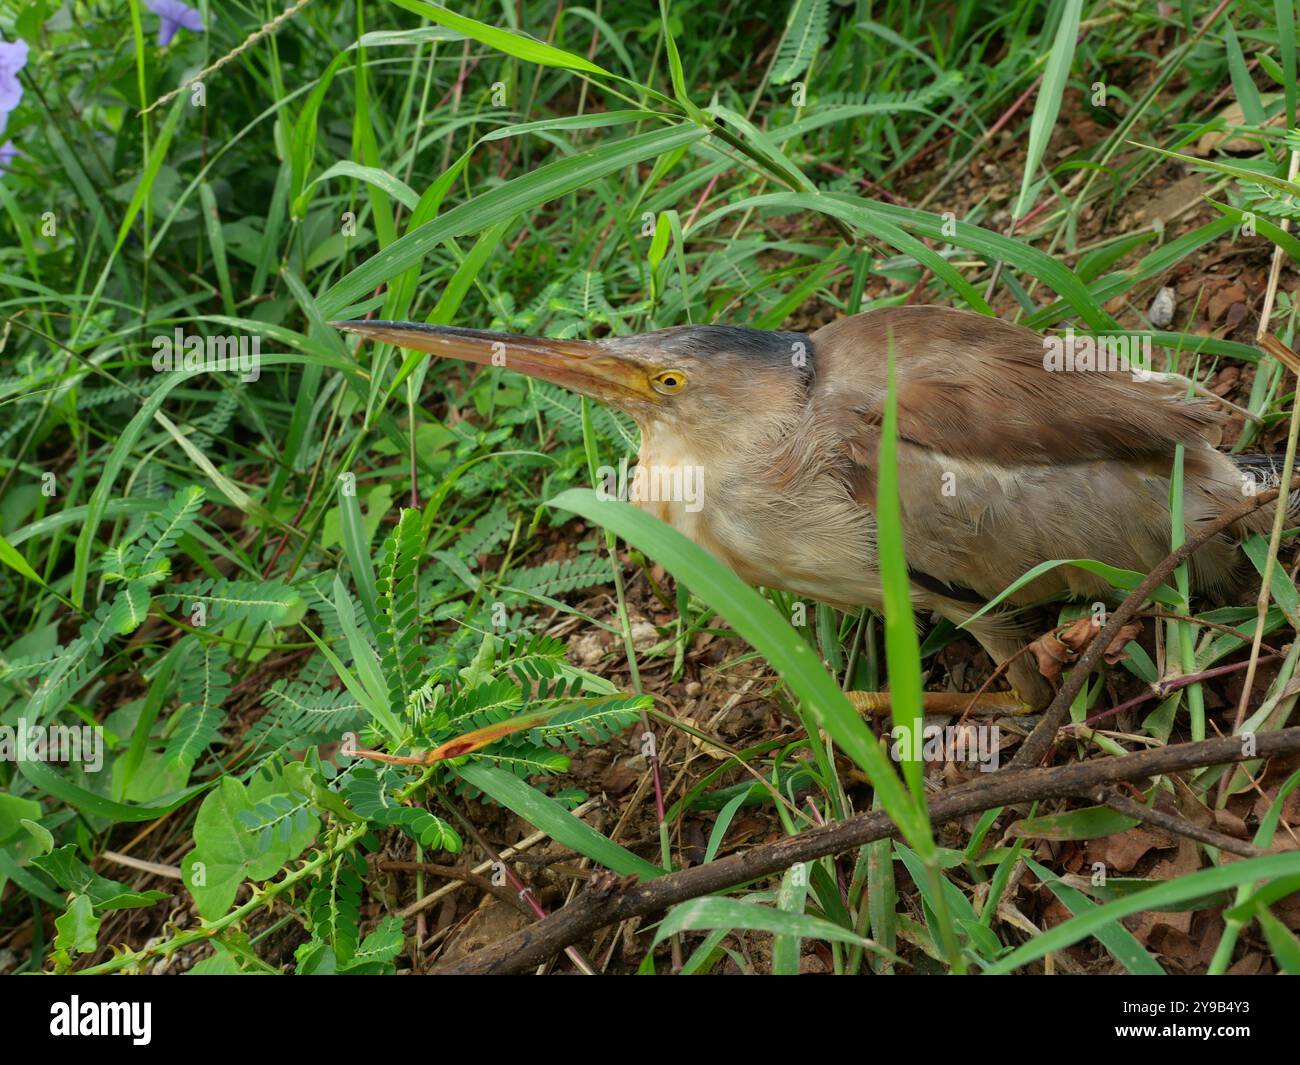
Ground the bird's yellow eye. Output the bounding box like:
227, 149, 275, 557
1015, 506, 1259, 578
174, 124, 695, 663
651, 369, 688, 395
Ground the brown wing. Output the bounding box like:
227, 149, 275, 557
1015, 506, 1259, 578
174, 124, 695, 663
811, 305, 1223, 468
810, 306, 1244, 603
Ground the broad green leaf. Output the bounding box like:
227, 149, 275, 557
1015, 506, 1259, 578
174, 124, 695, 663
0, 794, 42, 845
54, 894, 100, 955
1009, 805, 1140, 841
31, 846, 170, 910
182, 770, 320, 921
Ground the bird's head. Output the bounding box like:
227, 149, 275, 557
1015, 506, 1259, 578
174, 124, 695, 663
333, 321, 814, 443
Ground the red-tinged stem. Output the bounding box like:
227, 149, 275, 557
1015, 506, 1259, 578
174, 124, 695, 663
1067, 654, 1282, 733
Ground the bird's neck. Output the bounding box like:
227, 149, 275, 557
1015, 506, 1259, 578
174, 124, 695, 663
631, 420, 711, 530
632, 410, 881, 609
630, 412, 804, 578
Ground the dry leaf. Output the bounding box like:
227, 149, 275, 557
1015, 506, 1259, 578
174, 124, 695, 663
1191, 97, 1285, 156
1086, 825, 1175, 873
1029, 631, 1074, 682
1055, 617, 1143, 663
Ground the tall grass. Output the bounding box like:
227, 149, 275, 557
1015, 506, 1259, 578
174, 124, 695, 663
0, 0, 1298, 975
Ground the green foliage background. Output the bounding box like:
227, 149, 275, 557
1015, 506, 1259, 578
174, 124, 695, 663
1, 0, 1299, 974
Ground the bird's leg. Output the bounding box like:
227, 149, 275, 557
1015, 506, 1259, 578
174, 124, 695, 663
962, 620, 1056, 712
919, 605, 1057, 713
841, 608, 1050, 718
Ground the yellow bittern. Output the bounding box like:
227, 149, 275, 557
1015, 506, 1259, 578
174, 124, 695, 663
336, 307, 1280, 710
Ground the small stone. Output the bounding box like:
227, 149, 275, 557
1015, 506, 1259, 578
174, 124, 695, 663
630, 620, 658, 652
568, 631, 606, 667
1148, 286, 1177, 328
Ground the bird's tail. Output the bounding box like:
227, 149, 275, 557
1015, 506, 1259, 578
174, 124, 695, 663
1228, 453, 1300, 513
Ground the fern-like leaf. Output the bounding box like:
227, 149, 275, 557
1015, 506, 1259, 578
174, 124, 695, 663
445, 676, 523, 725
133, 485, 205, 571
376, 510, 424, 717
506, 555, 614, 599
449, 505, 512, 560
25, 603, 118, 718
531, 696, 650, 751
160, 578, 297, 627
341, 766, 463, 853
307, 850, 365, 965
465, 745, 569, 780
163, 639, 231, 769
772, 0, 828, 84
107, 580, 153, 636
249, 681, 365, 750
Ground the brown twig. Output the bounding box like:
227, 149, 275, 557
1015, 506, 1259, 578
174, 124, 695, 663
1097, 787, 1265, 859
379, 861, 534, 916
437, 791, 599, 975
434, 726, 1300, 974
1009, 488, 1281, 770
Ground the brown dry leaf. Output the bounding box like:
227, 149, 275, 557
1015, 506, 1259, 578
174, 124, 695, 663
1227, 952, 1266, 976
1029, 631, 1074, 682
1172, 777, 1216, 832
1044, 617, 1142, 670
600, 759, 642, 794
1191, 97, 1285, 156
1222, 301, 1248, 334
1213, 807, 1250, 839
440, 901, 531, 964
1128, 838, 1204, 959
1208, 281, 1248, 324
1085, 825, 1175, 873
1056, 617, 1098, 651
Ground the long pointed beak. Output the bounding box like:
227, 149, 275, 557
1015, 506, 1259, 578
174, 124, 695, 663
332, 320, 656, 405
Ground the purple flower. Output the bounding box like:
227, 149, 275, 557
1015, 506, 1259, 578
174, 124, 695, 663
0, 141, 17, 178
146, 0, 205, 48
0, 37, 29, 115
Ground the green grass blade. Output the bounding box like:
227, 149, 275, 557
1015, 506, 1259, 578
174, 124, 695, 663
455, 762, 662, 879
1013, 0, 1082, 218
987, 851, 1300, 974
548, 488, 927, 848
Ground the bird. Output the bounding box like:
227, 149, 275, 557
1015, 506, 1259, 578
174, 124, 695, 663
335, 306, 1282, 712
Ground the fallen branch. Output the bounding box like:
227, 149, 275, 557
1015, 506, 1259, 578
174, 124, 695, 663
1097, 787, 1264, 859
1010, 487, 1280, 770
434, 726, 1300, 974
